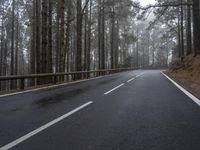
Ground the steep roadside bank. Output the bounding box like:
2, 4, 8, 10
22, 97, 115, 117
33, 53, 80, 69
166, 55, 200, 99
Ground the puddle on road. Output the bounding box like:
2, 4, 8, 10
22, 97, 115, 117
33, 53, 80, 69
34, 85, 91, 107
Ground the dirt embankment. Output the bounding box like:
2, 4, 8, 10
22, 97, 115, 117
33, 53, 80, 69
166, 55, 200, 99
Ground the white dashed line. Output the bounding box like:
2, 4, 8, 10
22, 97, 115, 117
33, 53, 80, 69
127, 77, 136, 83
135, 73, 144, 78
0, 72, 126, 98
126, 73, 144, 83
0, 101, 93, 150
104, 83, 125, 95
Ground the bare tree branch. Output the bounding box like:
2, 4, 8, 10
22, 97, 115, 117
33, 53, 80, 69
147, 7, 169, 30
81, 0, 90, 14
132, 2, 192, 10
67, 0, 90, 24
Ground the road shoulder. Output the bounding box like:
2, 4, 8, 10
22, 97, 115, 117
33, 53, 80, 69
161, 71, 200, 106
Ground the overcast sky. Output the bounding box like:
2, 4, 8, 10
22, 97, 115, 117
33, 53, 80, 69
139, 0, 156, 6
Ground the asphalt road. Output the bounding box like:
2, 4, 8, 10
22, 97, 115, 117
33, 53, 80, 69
1, 70, 200, 150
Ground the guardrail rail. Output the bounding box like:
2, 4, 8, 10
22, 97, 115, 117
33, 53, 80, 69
0, 68, 134, 91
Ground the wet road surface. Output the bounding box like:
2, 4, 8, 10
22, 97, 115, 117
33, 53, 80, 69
1, 70, 200, 150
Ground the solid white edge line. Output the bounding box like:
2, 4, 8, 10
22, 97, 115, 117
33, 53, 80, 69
0, 101, 93, 150
161, 71, 200, 106
104, 83, 124, 95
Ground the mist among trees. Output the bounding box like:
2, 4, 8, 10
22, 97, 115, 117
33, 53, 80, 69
0, 0, 199, 91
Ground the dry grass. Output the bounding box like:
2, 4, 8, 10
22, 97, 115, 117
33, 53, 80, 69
166, 54, 200, 98
170, 55, 200, 84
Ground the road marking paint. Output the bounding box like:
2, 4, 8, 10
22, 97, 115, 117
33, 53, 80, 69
0, 76, 113, 98
0, 71, 131, 99
127, 77, 136, 83
161, 72, 200, 106
0, 101, 93, 150
136, 73, 144, 78
126, 73, 144, 83
104, 83, 125, 95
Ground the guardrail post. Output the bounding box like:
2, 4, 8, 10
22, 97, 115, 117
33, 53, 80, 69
54, 75, 57, 84
82, 72, 84, 79
0, 68, 134, 92
74, 73, 76, 81
20, 78, 25, 90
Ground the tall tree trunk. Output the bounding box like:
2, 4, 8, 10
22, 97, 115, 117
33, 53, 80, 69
180, 0, 184, 58
0, 20, 2, 78
152, 40, 155, 67
66, 0, 72, 73
84, 6, 88, 72
15, 6, 19, 87
40, 0, 48, 84
36, 0, 41, 84
76, 0, 83, 79
0, 5, 5, 90
114, 20, 119, 68
41, 0, 47, 73
87, 0, 92, 75
178, 5, 181, 58
98, 0, 101, 70
10, 0, 15, 89
110, 8, 115, 69
101, 0, 105, 70
56, 1, 60, 73
166, 41, 169, 66
30, 0, 36, 86
59, 0, 66, 75
136, 28, 139, 68
4, 39, 8, 90
47, 0, 53, 74
98, 0, 105, 70
186, 0, 192, 56
193, 0, 200, 55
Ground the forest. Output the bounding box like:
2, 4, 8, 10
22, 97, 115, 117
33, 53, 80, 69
0, 0, 199, 91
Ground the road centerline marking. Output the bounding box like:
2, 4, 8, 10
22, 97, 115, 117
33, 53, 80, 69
127, 77, 136, 83
126, 73, 144, 83
135, 73, 144, 78
0, 101, 93, 150
104, 83, 125, 95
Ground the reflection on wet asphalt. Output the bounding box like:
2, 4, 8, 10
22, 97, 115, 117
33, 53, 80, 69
34, 77, 118, 108
34, 85, 91, 107
0, 77, 119, 116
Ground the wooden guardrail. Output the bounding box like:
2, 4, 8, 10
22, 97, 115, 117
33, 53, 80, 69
0, 68, 134, 91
